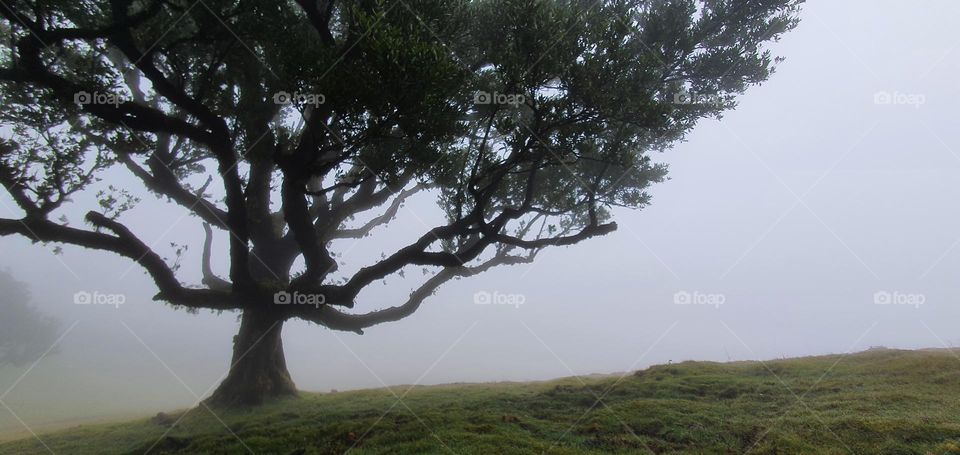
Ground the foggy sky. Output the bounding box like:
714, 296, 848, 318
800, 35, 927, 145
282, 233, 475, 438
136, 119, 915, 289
2, 0, 959, 436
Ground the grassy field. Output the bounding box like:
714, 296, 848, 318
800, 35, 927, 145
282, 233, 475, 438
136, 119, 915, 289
1, 348, 959, 454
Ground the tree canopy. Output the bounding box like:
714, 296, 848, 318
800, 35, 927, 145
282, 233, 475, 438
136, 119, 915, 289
0, 0, 803, 404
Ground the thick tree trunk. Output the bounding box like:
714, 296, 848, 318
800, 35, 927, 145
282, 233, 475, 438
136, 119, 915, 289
206, 309, 297, 407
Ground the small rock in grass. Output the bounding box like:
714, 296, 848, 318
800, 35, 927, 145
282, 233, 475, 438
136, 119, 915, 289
152, 412, 175, 426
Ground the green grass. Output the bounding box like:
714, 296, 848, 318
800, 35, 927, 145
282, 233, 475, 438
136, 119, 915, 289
3, 348, 960, 454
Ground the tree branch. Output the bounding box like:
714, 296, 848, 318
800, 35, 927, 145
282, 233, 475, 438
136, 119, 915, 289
0, 214, 238, 310
201, 223, 233, 292
330, 183, 424, 239
293, 0, 336, 46
292, 253, 536, 333
117, 154, 229, 229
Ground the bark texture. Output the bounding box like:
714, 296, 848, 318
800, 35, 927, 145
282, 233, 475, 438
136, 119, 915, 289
207, 309, 297, 407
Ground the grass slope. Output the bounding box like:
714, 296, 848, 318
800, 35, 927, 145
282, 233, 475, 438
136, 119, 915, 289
2, 348, 960, 454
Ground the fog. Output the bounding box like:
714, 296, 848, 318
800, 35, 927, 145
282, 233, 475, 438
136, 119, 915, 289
2, 0, 959, 436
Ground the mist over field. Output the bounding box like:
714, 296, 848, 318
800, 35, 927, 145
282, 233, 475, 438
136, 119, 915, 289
1, 1, 959, 452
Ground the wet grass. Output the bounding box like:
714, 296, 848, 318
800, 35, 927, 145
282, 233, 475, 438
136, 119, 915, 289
2, 348, 959, 454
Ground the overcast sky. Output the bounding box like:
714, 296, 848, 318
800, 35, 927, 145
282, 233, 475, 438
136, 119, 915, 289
2, 0, 960, 435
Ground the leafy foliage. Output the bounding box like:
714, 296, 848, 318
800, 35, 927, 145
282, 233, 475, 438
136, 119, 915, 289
0, 0, 802, 402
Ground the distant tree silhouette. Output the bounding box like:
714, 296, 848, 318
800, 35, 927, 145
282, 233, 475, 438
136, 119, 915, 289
0, 270, 60, 367
0, 0, 802, 405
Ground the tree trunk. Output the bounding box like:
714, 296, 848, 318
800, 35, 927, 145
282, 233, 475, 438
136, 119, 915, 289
206, 309, 297, 407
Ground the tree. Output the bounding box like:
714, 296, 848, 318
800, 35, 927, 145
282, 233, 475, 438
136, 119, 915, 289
0, 270, 60, 367
0, 0, 802, 406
